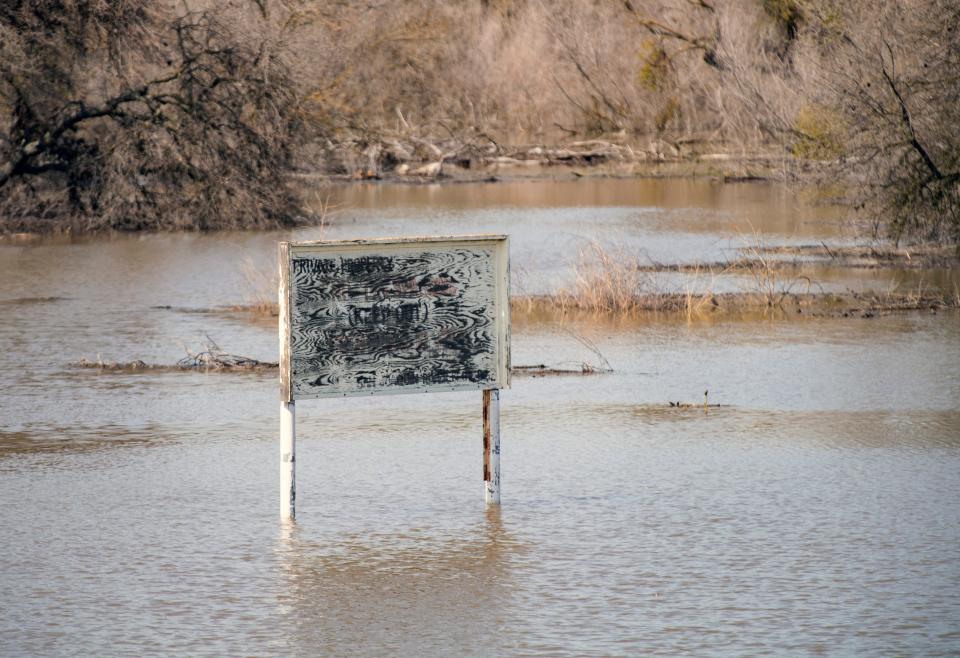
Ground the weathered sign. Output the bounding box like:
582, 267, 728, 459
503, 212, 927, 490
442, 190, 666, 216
279, 235, 510, 401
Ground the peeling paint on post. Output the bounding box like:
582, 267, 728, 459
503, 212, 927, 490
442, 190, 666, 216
280, 400, 295, 520
483, 388, 501, 504
279, 235, 510, 518
279, 240, 296, 520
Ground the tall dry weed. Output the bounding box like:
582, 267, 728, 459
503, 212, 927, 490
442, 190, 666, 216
560, 240, 652, 313
682, 263, 722, 321
737, 230, 816, 307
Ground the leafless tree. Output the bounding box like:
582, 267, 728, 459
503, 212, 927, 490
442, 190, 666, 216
0, 0, 304, 232
823, 1, 960, 243
4, 0, 953, 244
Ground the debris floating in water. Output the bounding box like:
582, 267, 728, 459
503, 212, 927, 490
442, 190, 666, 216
71, 336, 278, 373
668, 401, 726, 409
512, 363, 611, 377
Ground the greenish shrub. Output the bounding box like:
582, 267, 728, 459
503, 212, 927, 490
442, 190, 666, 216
792, 104, 845, 160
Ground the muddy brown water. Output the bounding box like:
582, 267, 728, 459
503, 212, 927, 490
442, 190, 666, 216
1, 179, 959, 656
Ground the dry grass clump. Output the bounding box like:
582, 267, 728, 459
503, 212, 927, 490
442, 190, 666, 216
551, 240, 669, 313
228, 199, 331, 319
736, 231, 818, 307
513, 235, 959, 319
238, 257, 280, 318
520, 240, 721, 317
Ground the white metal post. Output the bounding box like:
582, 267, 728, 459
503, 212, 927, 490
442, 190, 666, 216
280, 400, 296, 519
483, 389, 501, 504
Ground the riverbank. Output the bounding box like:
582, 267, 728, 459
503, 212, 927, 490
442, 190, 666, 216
0, 148, 793, 240
299, 137, 798, 185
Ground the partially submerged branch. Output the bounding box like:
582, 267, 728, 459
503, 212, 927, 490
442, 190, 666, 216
71, 337, 278, 373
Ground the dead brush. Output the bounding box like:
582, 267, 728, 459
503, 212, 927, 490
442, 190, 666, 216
72, 335, 278, 373
238, 256, 280, 317
681, 262, 724, 321
737, 230, 819, 308
555, 240, 656, 313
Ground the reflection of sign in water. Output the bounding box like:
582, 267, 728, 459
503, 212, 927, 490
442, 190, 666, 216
279, 236, 510, 401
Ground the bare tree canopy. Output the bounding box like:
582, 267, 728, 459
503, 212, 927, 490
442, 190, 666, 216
0, 0, 303, 232
1, 0, 957, 243
826, 1, 960, 244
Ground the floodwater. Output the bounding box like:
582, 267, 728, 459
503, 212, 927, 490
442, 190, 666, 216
1, 179, 959, 656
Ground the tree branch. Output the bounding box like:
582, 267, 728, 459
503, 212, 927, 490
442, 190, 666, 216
0, 68, 185, 188
621, 0, 718, 66
880, 41, 942, 180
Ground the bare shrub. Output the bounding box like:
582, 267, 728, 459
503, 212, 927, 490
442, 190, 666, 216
559, 240, 656, 313
723, 0, 960, 245
3, 0, 954, 245
0, 0, 305, 233
822, 1, 960, 245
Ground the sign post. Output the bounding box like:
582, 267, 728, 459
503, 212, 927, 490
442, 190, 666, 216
278, 235, 510, 520
279, 400, 295, 519
483, 389, 501, 504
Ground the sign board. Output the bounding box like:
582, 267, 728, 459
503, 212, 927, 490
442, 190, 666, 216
279, 235, 510, 401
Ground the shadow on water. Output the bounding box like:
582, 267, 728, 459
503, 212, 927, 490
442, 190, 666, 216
275, 507, 523, 657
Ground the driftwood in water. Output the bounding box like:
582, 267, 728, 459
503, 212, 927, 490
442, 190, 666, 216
512, 363, 611, 377
71, 337, 278, 373
512, 330, 614, 377
70, 356, 607, 378
324, 135, 649, 179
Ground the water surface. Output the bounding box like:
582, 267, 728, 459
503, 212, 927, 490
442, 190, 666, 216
1, 179, 958, 656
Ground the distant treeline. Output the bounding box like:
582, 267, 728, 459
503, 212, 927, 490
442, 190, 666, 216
1, 0, 957, 243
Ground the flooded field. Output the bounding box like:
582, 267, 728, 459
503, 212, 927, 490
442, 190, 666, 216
2, 179, 959, 656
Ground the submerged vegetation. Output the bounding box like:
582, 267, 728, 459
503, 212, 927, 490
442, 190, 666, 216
72, 337, 279, 373
73, 333, 612, 377
1, 0, 957, 244
518, 240, 958, 319
221, 236, 959, 327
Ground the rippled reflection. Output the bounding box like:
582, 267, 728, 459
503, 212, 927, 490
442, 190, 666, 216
275, 508, 520, 656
